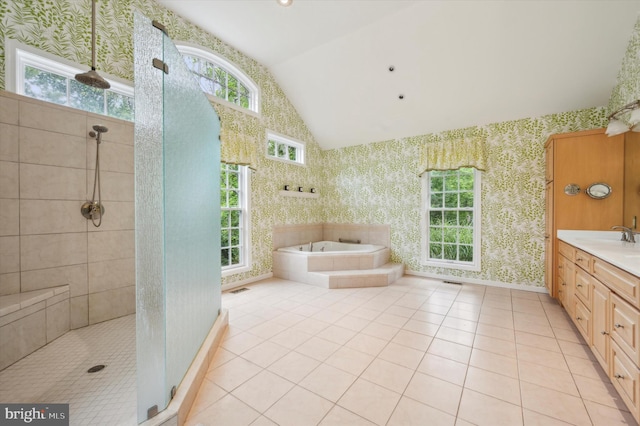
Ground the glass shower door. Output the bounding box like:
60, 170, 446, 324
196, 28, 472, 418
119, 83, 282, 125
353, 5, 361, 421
134, 12, 221, 423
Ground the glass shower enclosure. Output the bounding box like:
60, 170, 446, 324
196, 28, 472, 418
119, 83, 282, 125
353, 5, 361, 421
133, 12, 221, 423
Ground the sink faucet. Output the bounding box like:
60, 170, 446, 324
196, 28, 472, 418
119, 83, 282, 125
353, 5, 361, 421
612, 226, 638, 243
309, 241, 313, 252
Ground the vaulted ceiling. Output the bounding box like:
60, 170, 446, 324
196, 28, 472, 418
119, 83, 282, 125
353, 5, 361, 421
157, 0, 640, 150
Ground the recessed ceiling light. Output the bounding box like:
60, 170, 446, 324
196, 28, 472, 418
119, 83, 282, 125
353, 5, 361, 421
277, 0, 293, 6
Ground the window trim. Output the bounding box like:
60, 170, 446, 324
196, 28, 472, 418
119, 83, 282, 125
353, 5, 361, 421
421, 168, 482, 272
266, 131, 306, 166
221, 164, 252, 277
176, 43, 260, 116
6, 39, 134, 108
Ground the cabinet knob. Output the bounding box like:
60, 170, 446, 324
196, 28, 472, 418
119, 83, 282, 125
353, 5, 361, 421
601, 331, 609, 335
614, 323, 624, 328
576, 316, 582, 321
615, 374, 625, 379
562, 283, 566, 286
576, 257, 582, 261
576, 284, 583, 287
559, 265, 563, 269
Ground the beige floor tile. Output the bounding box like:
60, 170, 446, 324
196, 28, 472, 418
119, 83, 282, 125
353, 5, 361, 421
391, 329, 433, 351
469, 348, 518, 379
250, 415, 279, 426
319, 405, 376, 426
552, 326, 585, 344
351, 307, 382, 321
385, 305, 417, 318
299, 363, 357, 402
523, 409, 573, 425
404, 372, 462, 415
411, 310, 445, 325
187, 378, 227, 418
337, 314, 371, 332
240, 340, 290, 368
475, 323, 515, 342
464, 366, 521, 405
564, 354, 609, 381
378, 341, 425, 369
312, 308, 346, 324
272, 312, 306, 327
338, 378, 402, 426
186, 394, 260, 426
361, 321, 401, 341
457, 388, 522, 426
232, 370, 294, 413
455, 419, 476, 426
514, 319, 555, 338
557, 339, 593, 360
573, 374, 628, 411
295, 336, 341, 361
361, 358, 414, 393
436, 326, 475, 347
206, 356, 263, 392
518, 360, 579, 396
446, 308, 481, 322
402, 319, 440, 336
419, 302, 451, 315
515, 330, 562, 352
265, 386, 334, 426
325, 346, 375, 376
428, 338, 472, 364
583, 400, 636, 426
417, 353, 468, 386
516, 344, 568, 371
520, 382, 591, 425
246, 320, 290, 340
387, 396, 456, 426
290, 317, 331, 335
473, 334, 517, 358
344, 333, 388, 356
267, 351, 320, 383
317, 324, 358, 345
207, 347, 237, 371
442, 316, 478, 333
221, 331, 265, 355
375, 312, 410, 328
268, 327, 314, 350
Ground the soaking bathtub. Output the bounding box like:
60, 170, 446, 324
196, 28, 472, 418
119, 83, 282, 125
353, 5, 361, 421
273, 240, 402, 288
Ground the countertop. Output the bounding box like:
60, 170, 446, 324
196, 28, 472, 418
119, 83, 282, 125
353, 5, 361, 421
557, 230, 640, 277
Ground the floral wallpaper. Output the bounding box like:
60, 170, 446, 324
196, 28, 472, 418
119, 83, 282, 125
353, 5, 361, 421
608, 15, 640, 120
1, 2, 636, 288
1, 0, 325, 286
322, 109, 608, 287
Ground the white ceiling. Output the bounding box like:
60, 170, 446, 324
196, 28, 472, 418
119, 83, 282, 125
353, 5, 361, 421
157, 0, 640, 150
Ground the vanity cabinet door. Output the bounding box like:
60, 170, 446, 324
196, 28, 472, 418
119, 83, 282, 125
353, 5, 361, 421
592, 278, 610, 373
611, 340, 640, 422
611, 293, 640, 366
575, 267, 592, 307
574, 298, 592, 344
564, 260, 576, 319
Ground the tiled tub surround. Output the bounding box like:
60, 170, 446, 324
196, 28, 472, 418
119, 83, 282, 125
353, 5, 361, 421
0, 91, 135, 368
273, 224, 403, 288
0, 285, 69, 370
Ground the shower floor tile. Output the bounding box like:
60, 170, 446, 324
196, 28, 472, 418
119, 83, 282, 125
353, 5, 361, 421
0, 314, 136, 426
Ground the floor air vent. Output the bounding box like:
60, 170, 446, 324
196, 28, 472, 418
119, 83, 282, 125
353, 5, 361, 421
230, 287, 250, 294
443, 280, 463, 285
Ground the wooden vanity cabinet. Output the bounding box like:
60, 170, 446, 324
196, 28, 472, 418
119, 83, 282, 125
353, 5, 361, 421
544, 129, 624, 299
558, 240, 640, 422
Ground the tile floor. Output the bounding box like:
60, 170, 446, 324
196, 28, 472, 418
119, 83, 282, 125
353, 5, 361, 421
186, 276, 637, 426
0, 315, 136, 426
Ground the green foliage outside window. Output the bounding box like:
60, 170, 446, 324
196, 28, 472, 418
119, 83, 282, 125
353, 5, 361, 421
220, 163, 243, 267
428, 168, 475, 263
183, 54, 251, 109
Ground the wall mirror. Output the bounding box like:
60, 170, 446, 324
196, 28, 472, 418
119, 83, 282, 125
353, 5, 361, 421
586, 182, 612, 199
564, 184, 580, 196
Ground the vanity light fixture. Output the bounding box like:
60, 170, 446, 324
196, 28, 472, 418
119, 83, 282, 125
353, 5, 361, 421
605, 99, 640, 136
277, 0, 293, 6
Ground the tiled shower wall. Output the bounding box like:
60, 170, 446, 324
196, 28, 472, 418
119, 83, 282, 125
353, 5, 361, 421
0, 91, 135, 329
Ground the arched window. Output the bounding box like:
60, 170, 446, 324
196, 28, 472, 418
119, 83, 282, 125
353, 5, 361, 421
176, 44, 259, 114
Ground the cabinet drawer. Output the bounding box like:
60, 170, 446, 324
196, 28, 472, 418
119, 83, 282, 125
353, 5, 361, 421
611, 340, 640, 421
574, 249, 592, 272
575, 267, 592, 307
574, 298, 591, 344
611, 293, 640, 367
558, 241, 575, 262
593, 258, 640, 306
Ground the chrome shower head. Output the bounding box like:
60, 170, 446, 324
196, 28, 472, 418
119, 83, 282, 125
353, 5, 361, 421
89, 124, 108, 142
75, 68, 111, 89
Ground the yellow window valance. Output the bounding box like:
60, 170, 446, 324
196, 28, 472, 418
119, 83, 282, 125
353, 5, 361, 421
418, 132, 487, 175
219, 125, 258, 170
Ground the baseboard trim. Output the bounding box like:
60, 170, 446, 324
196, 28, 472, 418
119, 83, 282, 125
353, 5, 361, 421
404, 270, 548, 293
221, 272, 273, 292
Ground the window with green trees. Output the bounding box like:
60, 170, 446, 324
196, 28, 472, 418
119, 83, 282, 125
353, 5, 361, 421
266, 132, 305, 165
12, 44, 133, 121
220, 163, 250, 272
424, 167, 481, 271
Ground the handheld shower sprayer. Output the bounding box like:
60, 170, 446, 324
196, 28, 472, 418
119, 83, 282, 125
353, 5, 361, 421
81, 124, 108, 227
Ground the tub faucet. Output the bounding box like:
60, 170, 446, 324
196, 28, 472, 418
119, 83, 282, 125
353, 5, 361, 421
612, 226, 637, 243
